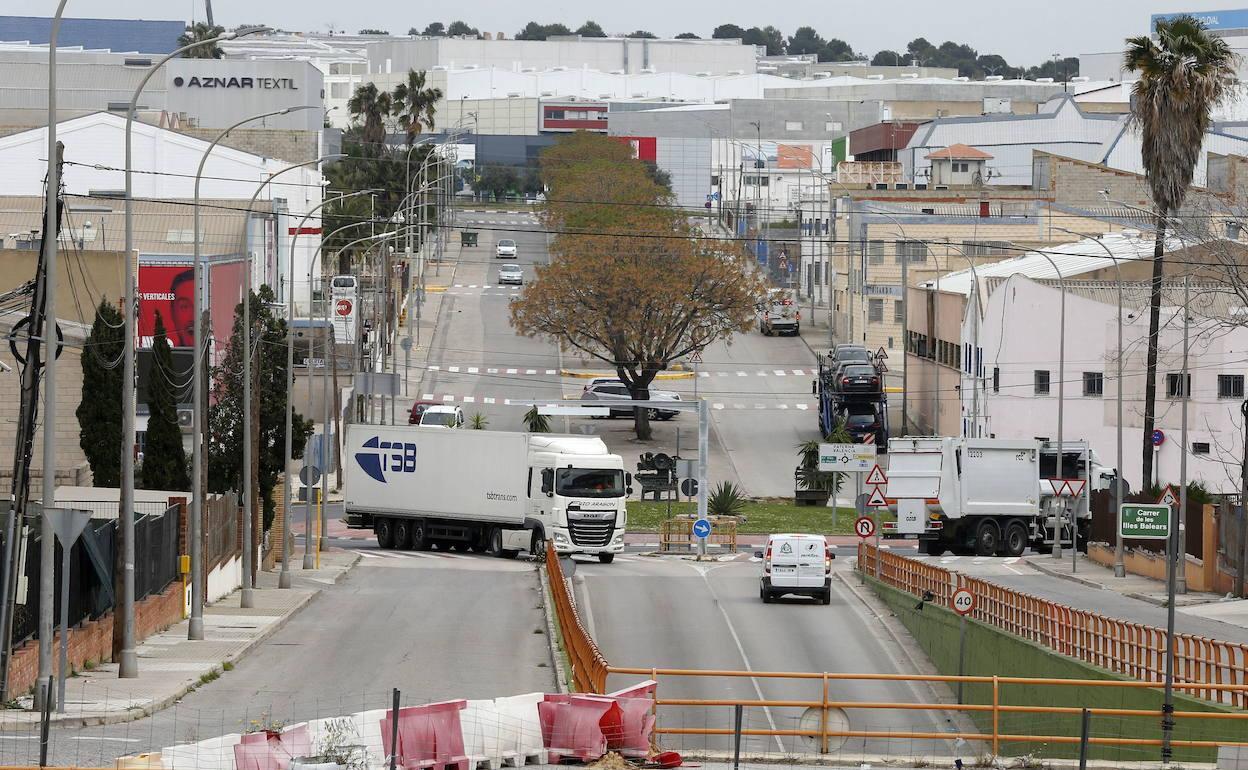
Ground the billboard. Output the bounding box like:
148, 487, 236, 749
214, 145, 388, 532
137, 260, 247, 352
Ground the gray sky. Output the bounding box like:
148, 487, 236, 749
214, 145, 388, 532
10, 0, 1248, 63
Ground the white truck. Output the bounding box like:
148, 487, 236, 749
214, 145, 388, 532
886, 437, 1116, 557
344, 425, 630, 562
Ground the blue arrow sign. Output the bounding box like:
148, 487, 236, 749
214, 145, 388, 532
692, 519, 712, 539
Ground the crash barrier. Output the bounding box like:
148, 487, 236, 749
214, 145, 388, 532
859, 543, 1248, 709
544, 542, 609, 693
604, 666, 1248, 763
130, 689, 654, 770
658, 517, 738, 553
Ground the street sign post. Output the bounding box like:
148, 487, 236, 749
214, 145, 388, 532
951, 587, 976, 705
866, 487, 888, 507
854, 516, 876, 538
1120, 503, 1171, 540
817, 443, 875, 473
865, 464, 887, 486
952, 589, 976, 615
680, 478, 699, 498
45, 508, 90, 713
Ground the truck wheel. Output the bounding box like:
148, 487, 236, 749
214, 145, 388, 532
393, 519, 414, 550
376, 518, 395, 550
530, 531, 547, 559
1004, 520, 1028, 557
486, 527, 503, 557
974, 519, 1001, 557
598, 553, 615, 564
411, 521, 427, 551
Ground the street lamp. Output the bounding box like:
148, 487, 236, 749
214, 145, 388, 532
1053, 227, 1126, 578
1029, 250, 1068, 557
189, 105, 316, 640
116, 23, 269, 671
238, 153, 344, 608
282, 189, 378, 586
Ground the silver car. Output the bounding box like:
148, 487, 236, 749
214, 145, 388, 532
498, 263, 523, 286
580, 380, 680, 420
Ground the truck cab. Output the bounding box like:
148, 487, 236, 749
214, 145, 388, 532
526, 436, 629, 563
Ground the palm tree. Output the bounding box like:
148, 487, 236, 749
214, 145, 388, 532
177, 22, 225, 58
391, 69, 443, 146
347, 82, 393, 147
1124, 15, 1236, 489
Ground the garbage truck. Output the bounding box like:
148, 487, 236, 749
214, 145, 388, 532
344, 425, 630, 562
885, 437, 1116, 557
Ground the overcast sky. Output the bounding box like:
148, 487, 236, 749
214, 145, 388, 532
10, 0, 1248, 63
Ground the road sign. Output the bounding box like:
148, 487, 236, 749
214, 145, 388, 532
689, 350, 703, 365
299, 465, 321, 487
817, 443, 876, 472
335, 298, 353, 316
866, 487, 889, 507
681, 478, 699, 497
399, 336, 413, 352
875, 347, 888, 360
1157, 484, 1179, 507
1120, 503, 1171, 539
1152, 429, 1166, 447
865, 464, 888, 486
692, 519, 712, 538
854, 516, 876, 538
951, 589, 976, 616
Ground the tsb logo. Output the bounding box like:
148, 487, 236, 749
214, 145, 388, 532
354, 436, 417, 483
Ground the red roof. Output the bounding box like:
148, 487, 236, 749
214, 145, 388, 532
925, 143, 994, 161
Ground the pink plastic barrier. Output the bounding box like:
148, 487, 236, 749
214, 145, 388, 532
605, 680, 657, 755
233, 725, 311, 770
538, 695, 621, 764
380, 700, 470, 770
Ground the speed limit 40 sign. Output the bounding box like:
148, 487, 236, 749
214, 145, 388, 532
951, 589, 976, 616
854, 516, 876, 539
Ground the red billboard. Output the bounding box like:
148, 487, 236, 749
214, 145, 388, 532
137, 261, 247, 352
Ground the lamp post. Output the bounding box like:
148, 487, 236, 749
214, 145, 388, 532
190, 105, 315, 640
282, 189, 377, 586
1030, 251, 1068, 557
118, 23, 269, 670
239, 153, 342, 607
1055, 227, 1126, 577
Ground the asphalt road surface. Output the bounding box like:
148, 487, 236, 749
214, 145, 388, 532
26, 551, 555, 767
575, 554, 960, 759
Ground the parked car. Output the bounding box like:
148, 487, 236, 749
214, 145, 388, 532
419, 405, 465, 428
496, 238, 518, 258
832, 345, 873, 367
757, 533, 834, 604
498, 263, 523, 286
582, 376, 622, 393
840, 405, 883, 445
758, 290, 800, 336
408, 400, 441, 425
835, 364, 881, 394
580, 380, 680, 420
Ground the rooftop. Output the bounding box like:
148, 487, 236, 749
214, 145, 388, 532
0, 15, 184, 55
926, 143, 994, 160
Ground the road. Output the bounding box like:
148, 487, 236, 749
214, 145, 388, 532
26, 549, 554, 768
575, 554, 959, 758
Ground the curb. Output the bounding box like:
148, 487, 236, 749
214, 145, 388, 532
14, 556, 361, 731
1026, 558, 1114, 591
559, 369, 694, 380
536, 563, 570, 695
425, 286, 448, 293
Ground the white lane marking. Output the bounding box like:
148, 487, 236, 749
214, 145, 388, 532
487, 368, 498, 374
712, 403, 725, 410
443, 395, 455, 402
755, 371, 767, 376
718, 372, 728, 377
429, 365, 441, 371
468, 367, 479, 374
422, 393, 434, 400
773, 370, 787, 376
504, 399, 512, 405
754, 404, 765, 410
699, 372, 710, 378
353, 550, 384, 559
1004, 557, 1021, 564
484, 397, 496, 404
792, 369, 806, 376
525, 369, 537, 375
506, 368, 518, 374
449, 366, 461, 373
546, 369, 557, 375
795, 404, 809, 410
734, 403, 745, 410
777, 404, 789, 410
736, 371, 747, 377
462, 396, 476, 403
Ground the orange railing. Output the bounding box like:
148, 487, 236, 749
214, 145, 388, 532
545, 542, 609, 693
859, 543, 1248, 708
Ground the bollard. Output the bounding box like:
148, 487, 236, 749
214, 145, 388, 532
732, 704, 743, 770
1077, 708, 1091, 770
389, 688, 401, 770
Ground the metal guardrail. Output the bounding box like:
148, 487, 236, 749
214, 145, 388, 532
545, 542, 609, 693
858, 543, 1248, 709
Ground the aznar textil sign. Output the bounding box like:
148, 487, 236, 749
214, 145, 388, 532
1152, 9, 1248, 33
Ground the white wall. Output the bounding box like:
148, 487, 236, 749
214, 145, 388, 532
973, 276, 1246, 493
206, 554, 242, 604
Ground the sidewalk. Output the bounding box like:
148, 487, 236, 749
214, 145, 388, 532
0, 550, 358, 730
1000, 552, 1248, 646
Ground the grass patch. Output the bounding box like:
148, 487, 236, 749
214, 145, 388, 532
222, 661, 234, 671
627, 498, 893, 535
197, 668, 221, 686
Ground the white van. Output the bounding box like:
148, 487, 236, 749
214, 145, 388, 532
758, 533, 834, 604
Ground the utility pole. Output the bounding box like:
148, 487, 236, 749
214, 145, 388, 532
1239, 399, 1248, 598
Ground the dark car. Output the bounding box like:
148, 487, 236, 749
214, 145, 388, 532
835, 364, 881, 394
407, 400, 441, 425
833, 346, 873, 366
842, 409, 882, 444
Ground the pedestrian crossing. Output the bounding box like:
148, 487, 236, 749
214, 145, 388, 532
413, 391, 814, 411
422, 365, 814, 379
352, 548, 645, 564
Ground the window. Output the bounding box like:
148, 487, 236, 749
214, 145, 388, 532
993, 367, 1000, 393
329, 82, 350, 99
1193, 442, 1211, 455
1083, 371, 1104, 397
1218, 374, 1244, 399
894, 300, 905, 323
1034, 370, 1051, 395
825, 121, 842, 132
1166, 372, 1191, 398
963, 240, 1011, 257
745, 175, 769, 187
868, 298, 884, 322
953, 162, 969, 173
868, 240, 885, 265
710, 175, 720, 186
896, 240, 927, 263
785, 120, 803, 131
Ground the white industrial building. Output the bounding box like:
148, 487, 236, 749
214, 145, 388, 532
0, 112, 324, 309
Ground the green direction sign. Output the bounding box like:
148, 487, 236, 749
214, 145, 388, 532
1120, 504, 1171, 540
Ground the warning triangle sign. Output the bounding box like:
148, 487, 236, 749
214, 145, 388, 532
865, 464, 888, 486
867, 487, 889, 507
1157, 484, 1179, 507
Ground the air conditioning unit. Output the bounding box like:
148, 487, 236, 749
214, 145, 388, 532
177, 408, 194, 429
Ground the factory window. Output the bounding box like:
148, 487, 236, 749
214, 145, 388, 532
330, 82, 350, 99
896, 240, 926, 263
992, 367, 1000, 393
1166, 372, 1191, 399
867, 240, 885, 265
1218, 374, 1244, 399
868, 299, 884, 323
825, 121, 842, 132
1083, 371, 1103, 397
894, 300, 904, 323
785, 121, 803, 131
1034, 370, 1051, 395
1192, 442, 1211, 455
745, 175, 769, 187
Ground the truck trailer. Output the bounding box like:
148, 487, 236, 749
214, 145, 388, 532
344, 425, 629, 562
886, 437, 1116, 556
